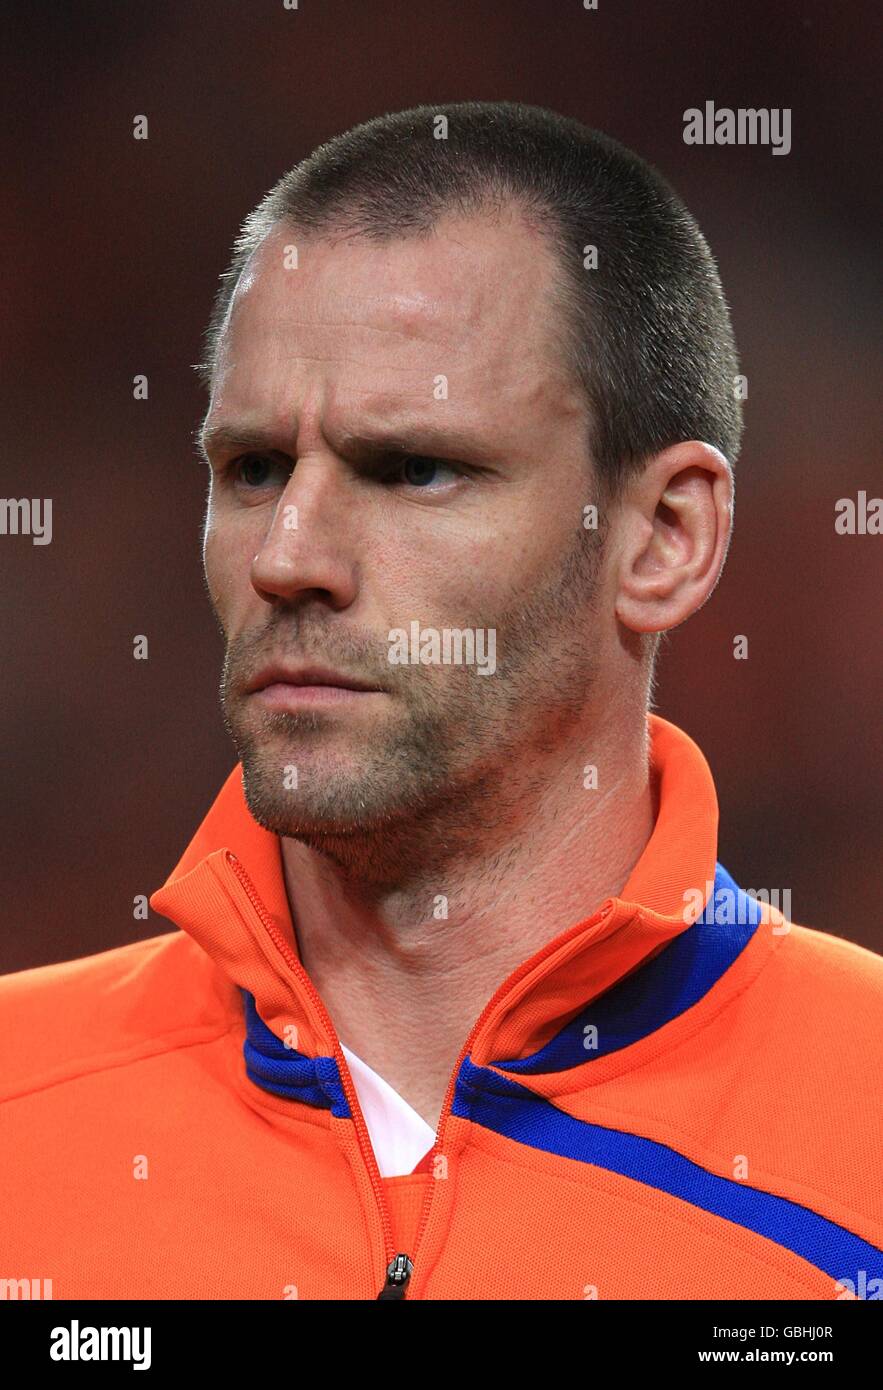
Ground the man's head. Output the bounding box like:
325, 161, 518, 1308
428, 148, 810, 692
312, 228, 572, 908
197, 102, 739, 868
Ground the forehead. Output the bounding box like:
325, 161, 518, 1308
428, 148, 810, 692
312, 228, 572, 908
210, 210, 575, 423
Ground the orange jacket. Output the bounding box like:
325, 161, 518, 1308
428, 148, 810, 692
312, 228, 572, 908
2, 715, 881, 1299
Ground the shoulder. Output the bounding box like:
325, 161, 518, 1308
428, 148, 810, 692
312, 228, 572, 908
0, 930, 235, 1103
744, 901, 883, 1080
767, 911, 883, 1014
711, 867, 882, 1045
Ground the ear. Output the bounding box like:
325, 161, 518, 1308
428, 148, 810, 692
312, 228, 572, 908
613, 442, 734, 635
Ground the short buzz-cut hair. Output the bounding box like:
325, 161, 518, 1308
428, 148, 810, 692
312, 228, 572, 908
197, 100, 743, 498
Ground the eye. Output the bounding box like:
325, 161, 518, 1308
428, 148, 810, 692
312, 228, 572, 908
387, 455, 462, 490
227, 454, 290, 489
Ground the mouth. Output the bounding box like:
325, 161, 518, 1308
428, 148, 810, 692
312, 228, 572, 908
247, 665, 386, 709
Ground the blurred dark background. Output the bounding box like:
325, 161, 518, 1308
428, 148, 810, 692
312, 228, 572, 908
2, 0, 880, 971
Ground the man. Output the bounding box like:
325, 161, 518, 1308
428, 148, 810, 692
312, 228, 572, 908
2, 102, 881, 1301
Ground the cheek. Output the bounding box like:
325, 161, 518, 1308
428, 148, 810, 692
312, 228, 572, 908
202, 509, 255, 623
436, 526, 552, 621
386, 506, 530, 615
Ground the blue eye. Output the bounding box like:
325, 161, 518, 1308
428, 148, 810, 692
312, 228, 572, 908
396, 456, 459, 488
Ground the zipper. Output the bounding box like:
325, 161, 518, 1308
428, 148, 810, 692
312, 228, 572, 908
228, 848, 617, 1299
377, 1252, 413, 1299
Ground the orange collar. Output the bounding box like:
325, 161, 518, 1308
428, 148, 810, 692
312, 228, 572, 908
149, 713, 718, 1064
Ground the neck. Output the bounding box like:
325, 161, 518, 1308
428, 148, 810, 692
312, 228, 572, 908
280, 706, 656, 1129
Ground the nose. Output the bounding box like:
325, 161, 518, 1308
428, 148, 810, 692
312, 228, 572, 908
250, 456, 358, 610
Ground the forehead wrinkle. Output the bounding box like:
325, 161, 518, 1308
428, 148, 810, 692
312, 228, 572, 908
233, 249, 499, 348
226, 300, 473, 355
215, 338, 562, 430
219, 224, 573, 417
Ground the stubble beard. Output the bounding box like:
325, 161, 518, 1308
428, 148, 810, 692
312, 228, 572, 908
218, 520, 605, 884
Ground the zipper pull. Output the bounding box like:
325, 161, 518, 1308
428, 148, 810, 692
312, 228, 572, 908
376, 1253, 413, 1299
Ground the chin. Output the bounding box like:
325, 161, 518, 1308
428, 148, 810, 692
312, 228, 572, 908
239, 753, 399, 836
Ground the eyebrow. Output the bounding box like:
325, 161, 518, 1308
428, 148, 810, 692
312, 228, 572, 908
195, 423, 277, 463
197, 419, 501, 465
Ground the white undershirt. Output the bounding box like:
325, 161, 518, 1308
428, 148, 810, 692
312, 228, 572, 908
340, 1042, 435, 1178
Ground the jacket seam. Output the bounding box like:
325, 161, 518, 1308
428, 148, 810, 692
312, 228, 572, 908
0, 1020, 240, 1106
463, 1126, 836, 1297
539, 1089, 883, 1248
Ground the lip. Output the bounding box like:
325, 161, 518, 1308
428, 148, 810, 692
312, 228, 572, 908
247, 665, 384, 696
255, 682, 383, 709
